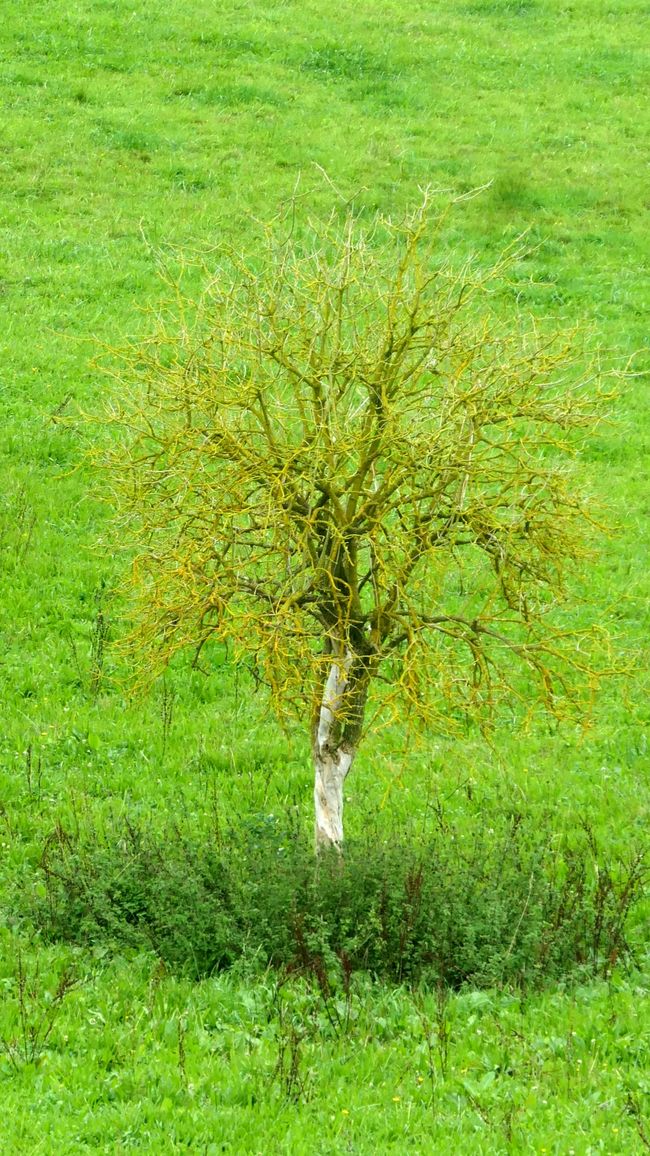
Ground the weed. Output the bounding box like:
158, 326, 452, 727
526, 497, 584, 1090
31, 810, 647, 989
0, 948, 80, 1072
625, 1088, 650, 1151
271, 978, 313, 1103
89, 582, 110, 698
159, 676, 176, 759
300, 45, 392, 83
414, 981, 452, 1108
23, 743, 44, 802
467, 0, 537, 14
177, 1015, 188, 1087
489, 168, 538, 211
0, 485, 36, 564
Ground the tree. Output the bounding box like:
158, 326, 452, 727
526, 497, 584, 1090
101, 196, 605, 850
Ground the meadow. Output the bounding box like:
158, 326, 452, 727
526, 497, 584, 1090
0, 0, 649, 1150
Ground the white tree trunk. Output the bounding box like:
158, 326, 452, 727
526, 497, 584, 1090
314, 745, 354, 850
313, 652, 357, 851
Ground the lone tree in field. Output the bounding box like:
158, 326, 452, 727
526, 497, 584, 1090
103, 197, 604, 849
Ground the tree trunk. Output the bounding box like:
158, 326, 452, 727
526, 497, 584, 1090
312, 649, 366, 852
313, 744, 355, 851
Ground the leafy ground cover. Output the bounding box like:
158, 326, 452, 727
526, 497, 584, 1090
29, 812, 646, 988
1, 944, 649, 1154
0, 0, 649, 1149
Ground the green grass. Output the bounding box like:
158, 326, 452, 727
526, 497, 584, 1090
1, 944, 649, 1153
1, 0, 649, 1149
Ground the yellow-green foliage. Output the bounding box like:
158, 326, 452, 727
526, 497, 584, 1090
103, 198, 608, 747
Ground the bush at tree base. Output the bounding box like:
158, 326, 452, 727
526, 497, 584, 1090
32, 811, 647, 989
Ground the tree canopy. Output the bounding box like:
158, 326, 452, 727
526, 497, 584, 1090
100, 196, 607, 846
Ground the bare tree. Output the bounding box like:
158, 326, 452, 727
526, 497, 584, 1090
100, 196, 606, 849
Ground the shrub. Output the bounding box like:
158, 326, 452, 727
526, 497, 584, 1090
31, 811, 647, 989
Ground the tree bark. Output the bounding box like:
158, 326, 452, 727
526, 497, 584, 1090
312, 648, 367, 851
313, 744, 354, 851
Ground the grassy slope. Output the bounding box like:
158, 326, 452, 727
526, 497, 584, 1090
1, 946, 648, 1154
0, 0, 648, 1149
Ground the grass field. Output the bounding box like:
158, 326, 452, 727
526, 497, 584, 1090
1, 0, 649, 1150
